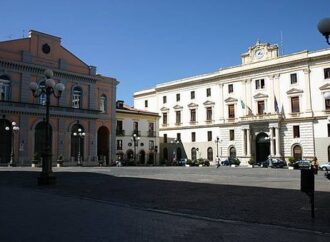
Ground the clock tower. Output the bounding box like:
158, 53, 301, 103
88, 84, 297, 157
241, 41, 279, 65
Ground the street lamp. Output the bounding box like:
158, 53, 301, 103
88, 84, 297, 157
318, 18, 330, 45
215, 136, 222, 167
73, 128, 85, 166
5, 121, 19, 166
131, 133, 140, 164
29, 69, 65, 185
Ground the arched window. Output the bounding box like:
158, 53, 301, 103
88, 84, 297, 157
191, 147, 197, 161
0, 75, 11, 101
207, 147, 213, 161
99, 94, 107, 113
39, 81, 46, 105
72, 86, 82, 108
229, 146, 236, 159
292, 145, 302, 161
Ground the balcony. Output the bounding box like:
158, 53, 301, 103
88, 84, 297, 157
132, 130, 141, 136
148, 131, 156, 137
240, 113, 282, 122
116, 129, 125, 136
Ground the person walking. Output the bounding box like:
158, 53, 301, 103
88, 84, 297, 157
311, 157, 319, 174
216, 156, 220, 168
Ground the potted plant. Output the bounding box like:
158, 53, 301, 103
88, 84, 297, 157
98, 155, 106, 166
248, 159, 256, 168
32, 153, 41, 167
231, 158, 241, 167
288, 157, 295, 170
57, 154, 64, 167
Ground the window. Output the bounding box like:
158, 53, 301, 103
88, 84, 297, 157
116, 120, 124, 135
325, 99, 330, 110
176, 93, 180, 102
99, 95, 106, 113
0, 75, 10, 101
257, 100, 265, 115
324, 68, 330, 79
72, 86, 82, 108
206, 107, 212, 121
328, 146, 330, 162
229, 147, 236, 159
177, 133, 181, 141
133, 121, 138, 134
293, 145, 302, 161
175, 111, 181, 124
192, 132, 196, 142
328, 124, 330, 137
293, 125, 300, 138
207, 131, 212, 141
145, 100, 148, 107
117, 140, 123, 150
291, 96, 300, 113
228, 104, 235, 118
164, 134, 167, 143
191, 91, 195, 99
207, 147, 213, 161
148, 123, 155, 137
290, 73, 297, 84
255, 79, 265, 89
228, 84, 233, 93
163, 96, 167, 104
149, 140, 154, 150
229, 130, 235, 141
206, 88, 211, 97
190, 109, 196, 122
163, 113, 168, 125
191, 148, 197, 161
39, 81, 46, 105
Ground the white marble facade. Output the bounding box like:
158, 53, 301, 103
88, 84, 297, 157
134, 42, 330, 164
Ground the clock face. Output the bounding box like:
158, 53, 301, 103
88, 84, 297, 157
254, 49, 264, 59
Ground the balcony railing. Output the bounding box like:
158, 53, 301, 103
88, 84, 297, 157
132, 130, 141, 136
116, 129, 125, 136
240, 113, 282, 122
148, 131, 156, 137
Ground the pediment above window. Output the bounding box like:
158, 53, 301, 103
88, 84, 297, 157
224, 97, 238, 103
160, 107, 169, 112
286, 88, 303, 95
319, 83, 330, 91
187, 103, 199, 108
253, 93, 269, 99
173, 105, 183, 110
203, 100, 215, 106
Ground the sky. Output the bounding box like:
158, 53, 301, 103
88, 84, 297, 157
1, 0, 330, 106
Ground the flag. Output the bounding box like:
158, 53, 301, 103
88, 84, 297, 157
274, 96, 279, 113
240, 100, 245, 109
247, 107, 253, 116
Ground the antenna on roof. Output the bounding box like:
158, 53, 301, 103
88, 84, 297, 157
280, 31, 284, 55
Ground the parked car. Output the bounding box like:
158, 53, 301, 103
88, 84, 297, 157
319, 162, 330, 171
221, 159, 231, 166
178, 158, 187, 166
257, 158, 286, 168
292, 160, 311, 169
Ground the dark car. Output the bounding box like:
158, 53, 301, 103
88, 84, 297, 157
221, 159, 231, 166
293, 160, 311, 169
257, 158, 286, 168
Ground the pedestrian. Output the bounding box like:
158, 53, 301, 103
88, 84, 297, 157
311, 157, 319, 174
216, 156, 220, 168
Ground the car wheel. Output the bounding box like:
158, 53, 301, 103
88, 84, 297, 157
322, 167, 328, 171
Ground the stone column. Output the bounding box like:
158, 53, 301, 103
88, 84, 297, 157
219, 84, 224, 122
247, 128, 251, 156
304, 68, 312, 113
269, 75, 275, 113
270, 127, 275, 156
275, 127, 280, 157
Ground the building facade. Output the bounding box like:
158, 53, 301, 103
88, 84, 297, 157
116, 101, 160, 165
134, 42, 330, 165
0, 30, 118, 166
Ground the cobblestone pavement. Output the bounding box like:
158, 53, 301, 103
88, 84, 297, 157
1, 167, 330, 241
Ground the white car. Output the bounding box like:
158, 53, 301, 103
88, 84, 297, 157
320, 162, 330, 171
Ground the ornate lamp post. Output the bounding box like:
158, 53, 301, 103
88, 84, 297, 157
318, 18, 330, 45
131, 133, 140, 164
5, 121, 19, 166
29, 69, 65, 185
73, 128, 85, 166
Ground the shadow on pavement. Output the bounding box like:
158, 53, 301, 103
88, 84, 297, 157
1, 171, 329, 233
